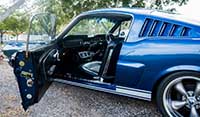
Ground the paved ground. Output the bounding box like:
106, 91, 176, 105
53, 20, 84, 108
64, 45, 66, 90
0, 61, 161, 117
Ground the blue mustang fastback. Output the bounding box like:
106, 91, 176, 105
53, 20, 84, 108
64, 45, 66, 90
9, 8, 200, 116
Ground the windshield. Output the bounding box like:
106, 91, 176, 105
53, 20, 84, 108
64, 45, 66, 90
68, 17, 116, 37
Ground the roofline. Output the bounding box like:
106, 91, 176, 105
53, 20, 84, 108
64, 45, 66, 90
81, 8, 200, 27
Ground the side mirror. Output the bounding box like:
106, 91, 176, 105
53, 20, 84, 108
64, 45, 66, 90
26, 13, 56, 58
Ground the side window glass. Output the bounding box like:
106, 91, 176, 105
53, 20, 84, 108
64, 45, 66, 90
68, 18, 115, 36
113, 20, 131, 38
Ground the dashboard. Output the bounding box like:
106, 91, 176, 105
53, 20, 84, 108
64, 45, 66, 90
60, 34, 108, 62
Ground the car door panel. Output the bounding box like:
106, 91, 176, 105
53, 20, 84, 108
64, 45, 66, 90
14, 51, 39, 110
13, 44, 55, 110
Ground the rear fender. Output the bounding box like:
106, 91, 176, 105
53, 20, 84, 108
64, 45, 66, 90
154, 65, 200, 90
162, 65, 200, 76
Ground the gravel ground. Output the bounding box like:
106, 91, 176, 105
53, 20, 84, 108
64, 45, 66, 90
0, 61, 161, 117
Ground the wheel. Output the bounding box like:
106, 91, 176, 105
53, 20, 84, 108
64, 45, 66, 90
156, 71, 200, 117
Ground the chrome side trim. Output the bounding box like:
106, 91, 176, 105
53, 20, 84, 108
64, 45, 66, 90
116, 85, 151, 93
116, 86, 151, 99
53, 79, 151, 101
118, 62, 145, 68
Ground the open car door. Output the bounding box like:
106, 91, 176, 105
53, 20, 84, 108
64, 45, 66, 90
13, 13, 56, 110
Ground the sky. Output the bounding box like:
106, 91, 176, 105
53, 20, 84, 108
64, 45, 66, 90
0, 0, 200, 18
0, 0, 15, 8
176, 0, 200, 18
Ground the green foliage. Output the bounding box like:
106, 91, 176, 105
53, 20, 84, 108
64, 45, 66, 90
33, 0, 69, 32
33, 0, 188, 32
0, 0, 189, 40
0, 12, 29, 43
151, 0, 188, 11
60, 0, 189, 16
3, 14, 29, 35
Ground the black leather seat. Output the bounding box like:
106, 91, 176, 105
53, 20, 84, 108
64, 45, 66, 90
81, 61, 101, 76
80, 37, 123, 79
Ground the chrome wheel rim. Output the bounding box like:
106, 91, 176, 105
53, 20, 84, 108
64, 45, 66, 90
163, 76, 200, 117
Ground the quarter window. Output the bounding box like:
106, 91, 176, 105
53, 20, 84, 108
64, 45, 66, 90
113, 20, 132, 38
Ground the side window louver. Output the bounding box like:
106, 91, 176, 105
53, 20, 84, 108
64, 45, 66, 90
139, 18, 191, 37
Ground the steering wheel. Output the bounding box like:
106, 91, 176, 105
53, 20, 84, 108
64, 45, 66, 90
105, 33, 114, 44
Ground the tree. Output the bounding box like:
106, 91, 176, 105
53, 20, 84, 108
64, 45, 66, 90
149, 0, 188, 12
59, 0, 189, 18
0, 22, 7, 44
0, 13, 29, 43
0, 0, 25, 22
0, 0, 189, 44
25, 0, 189, 33
6, 15, 28, 41
0, 7, 7, 44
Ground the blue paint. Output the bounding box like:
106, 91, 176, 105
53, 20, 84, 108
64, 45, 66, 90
117, 38, 200, 90
12, 8, 200, 110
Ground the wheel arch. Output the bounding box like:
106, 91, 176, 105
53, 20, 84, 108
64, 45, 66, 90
151, 65, 200, 101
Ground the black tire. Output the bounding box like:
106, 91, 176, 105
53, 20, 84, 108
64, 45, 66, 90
156, 71, 200, 117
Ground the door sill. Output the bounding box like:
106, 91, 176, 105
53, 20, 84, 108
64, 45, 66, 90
52, 78, 152, 101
